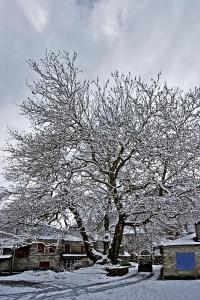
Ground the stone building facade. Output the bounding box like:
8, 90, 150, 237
0, 237, 92, 274
161, 223, 200, 278
0, 226, 129, 274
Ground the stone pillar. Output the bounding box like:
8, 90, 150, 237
195, 222, 200, 241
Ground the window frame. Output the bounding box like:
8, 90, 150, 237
37, 243, 45, 253
81, 245, 86, 254
15, 246, 30, 258
39, 261, 50, 269
65, 244, 71, 254
49, 245, 56, 253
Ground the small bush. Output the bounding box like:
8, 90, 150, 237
120, 260, 131, 266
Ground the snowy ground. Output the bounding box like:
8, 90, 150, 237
0, 265, 200, 300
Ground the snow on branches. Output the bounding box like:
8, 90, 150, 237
2, 51, 200, 263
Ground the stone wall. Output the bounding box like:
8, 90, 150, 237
163, 245, 200, 278
64, 241, 85, 254
12, 240, 89, 272
13, 242, 62, 272
0, 259, 12, 273
0, 239, 91, 273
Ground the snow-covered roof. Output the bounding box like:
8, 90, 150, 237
0, 237, 27, 249
2, 224, 83, 242
124, 228, 145, 235
161, 233, 200, 247
34, 234, 82, 242
64, 235, 83, 242
61, 254, 87, 257
0, 227, 83, 249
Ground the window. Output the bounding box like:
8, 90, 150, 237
3, 248, 12, 255
81, 246, 86, 254
38, 243, 45, 253
49, 245, 56, 253
65, 260, 74, 270
65, 244, 71, 254
176, 252, 195, 271
15, 246, 29, 258
39, 261, 50, 269
65, 260, 81, 270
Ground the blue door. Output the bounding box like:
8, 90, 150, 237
176, 252, 195, 271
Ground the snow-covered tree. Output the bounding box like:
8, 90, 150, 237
3, 51, 200, 264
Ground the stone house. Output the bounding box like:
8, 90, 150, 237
0, 235, 92, 274
161, 222, 200, 279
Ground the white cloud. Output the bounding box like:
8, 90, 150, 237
88, 0, 126, 42
1, 0, 200, 184
17, 0, 48, 33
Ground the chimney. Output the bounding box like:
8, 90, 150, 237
195, 222, 200, 241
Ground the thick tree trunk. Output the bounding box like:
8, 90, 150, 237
103, 213, 110, 255
107, 174, 126, 264
108, 214, 125, 264
68, 204, 102, 263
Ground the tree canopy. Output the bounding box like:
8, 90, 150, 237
2, 51, 200, 264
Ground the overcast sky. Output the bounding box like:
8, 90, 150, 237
1, 0, 200, 184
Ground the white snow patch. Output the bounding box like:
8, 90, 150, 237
61, 254, 87, 257
0, 255, 12, 259
1, 265, 200, 300
162, 233, 200, 246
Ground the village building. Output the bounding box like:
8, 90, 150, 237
0, 235, 93, 274
0, 225, 94, 274
161, 222, 200, 278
